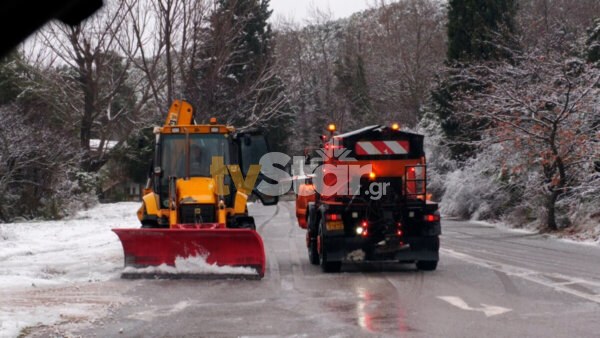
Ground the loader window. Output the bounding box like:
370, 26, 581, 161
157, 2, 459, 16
161, 134, 230, 179
161, 135, 187, 179
189, 135, 230, 177
156, 134, 231, 208
240, 135, 268, 175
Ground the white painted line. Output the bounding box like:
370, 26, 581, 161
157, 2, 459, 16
441, 248, 600, 304
438, 296, 512, 317
479, 303, 513, 317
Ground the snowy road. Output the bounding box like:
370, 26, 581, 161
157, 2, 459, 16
3, 201, 600, 337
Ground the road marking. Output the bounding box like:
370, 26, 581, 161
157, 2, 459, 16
438, 296, 512, 317
442, 248, 600, 304
258, 205, 280, 231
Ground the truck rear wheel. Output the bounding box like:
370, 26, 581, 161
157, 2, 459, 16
319, 224, 341, 273
416, 260, 438, 271
308, 232, 320, 265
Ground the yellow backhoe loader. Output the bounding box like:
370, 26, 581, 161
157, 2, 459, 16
113, 100, 277, 278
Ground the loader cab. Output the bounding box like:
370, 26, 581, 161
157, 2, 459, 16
151, 132, 230, 209
162, 133, 231, 179
152, 129, 277, 209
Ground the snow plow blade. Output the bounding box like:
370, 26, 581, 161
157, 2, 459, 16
112, 224, 265, 279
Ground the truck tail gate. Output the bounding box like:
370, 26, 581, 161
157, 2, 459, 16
355, 140, 410, 155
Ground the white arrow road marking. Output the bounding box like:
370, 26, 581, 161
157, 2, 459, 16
438, 296, 512, 317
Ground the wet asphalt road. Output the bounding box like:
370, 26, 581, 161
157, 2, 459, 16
71, 201, 600, 338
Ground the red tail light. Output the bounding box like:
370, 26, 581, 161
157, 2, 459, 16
424, 214, 440, 222
326, 214, 342, 221
323, 173, 337, 186
360, 221, 368, 237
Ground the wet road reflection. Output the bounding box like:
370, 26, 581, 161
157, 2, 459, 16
324, 280, 412, 335
355, 285, 410, 334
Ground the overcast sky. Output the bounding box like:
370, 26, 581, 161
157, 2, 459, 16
269, 0, 373, 24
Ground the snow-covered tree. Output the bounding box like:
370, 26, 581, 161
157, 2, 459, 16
31, 1, 150, 172
456, 53, 600, 230
120, 0, 213, 116
197, 0, 291, 131
447, 0, 518, 62
433, 0, 519, 161
275, 0, 446, 152
365, 0, 446, 125
274, 12, 345, 153
587, 18, 600, 63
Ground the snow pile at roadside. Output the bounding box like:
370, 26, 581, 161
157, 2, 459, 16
0, 202, 138, 337
469, 219, 600, 246
555, 225, 600, 246
123, 255, 257, 275
0, 202, 139, 290
0, 292, 122, 338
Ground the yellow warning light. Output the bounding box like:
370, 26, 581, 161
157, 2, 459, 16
327, 123, 337, 132
369, 172, 377, 180
210, 117, 218, 125
392, 123, 400, 131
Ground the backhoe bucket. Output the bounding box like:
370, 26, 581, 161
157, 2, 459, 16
113, 225, 265, 279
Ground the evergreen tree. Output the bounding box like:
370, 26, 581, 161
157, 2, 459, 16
198, 0, 292, 151
111, 127, 155, 185
432, 0, 518, 161
0, 53, 24, 105
219, 0, 273, 83
447, 0, 518, 62
334, 53, 373, 127
587, 18, 600, 63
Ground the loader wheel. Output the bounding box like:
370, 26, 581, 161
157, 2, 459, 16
141, 220, 161, 228
229, 216, 256, 230
416, 261, 438, 271
318, 224, 341, 273
239, 222, 256, 230
307, 232, 319, 265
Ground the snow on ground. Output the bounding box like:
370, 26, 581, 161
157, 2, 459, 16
469, 220, 538, 235
0, 201, 263, 337
555, 225, 600, 246
123, 255, 256, 276
468, 219, 600, 246
0, 202, 138, 290
559, 237, 600, 246
0, 202, 139, 338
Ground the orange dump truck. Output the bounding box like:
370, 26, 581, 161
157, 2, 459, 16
295, 125, 441, 272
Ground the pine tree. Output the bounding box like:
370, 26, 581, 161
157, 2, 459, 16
587, 18, 600, 63
0, 52, 24, 105
432, 0, 518, 161
198, 0, 292, 151
447, 0, 518, 62
334, 53, 373, 127
219, 0, 273, 83
199, 0, 275, 120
